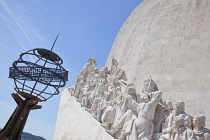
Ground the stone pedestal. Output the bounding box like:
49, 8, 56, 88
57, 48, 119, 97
53, 89, 115, 140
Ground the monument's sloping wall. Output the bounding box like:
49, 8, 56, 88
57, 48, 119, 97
106, 0, 210, 127
53, 89, 115, 140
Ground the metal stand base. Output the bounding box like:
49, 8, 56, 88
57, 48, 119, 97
0, 93, 41, 140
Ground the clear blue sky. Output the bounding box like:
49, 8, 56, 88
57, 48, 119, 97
0, 0, 142, 139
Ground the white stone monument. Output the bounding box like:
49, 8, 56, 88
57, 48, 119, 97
54, 0, 210, 139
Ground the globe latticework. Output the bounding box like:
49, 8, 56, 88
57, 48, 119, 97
9, 48, 68, 102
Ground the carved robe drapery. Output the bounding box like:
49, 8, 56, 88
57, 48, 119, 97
126, 91, 162, 140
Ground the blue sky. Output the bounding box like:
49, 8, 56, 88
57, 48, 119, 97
0, 0, 142, 139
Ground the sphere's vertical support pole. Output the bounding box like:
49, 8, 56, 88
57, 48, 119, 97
0, 94, 41, 140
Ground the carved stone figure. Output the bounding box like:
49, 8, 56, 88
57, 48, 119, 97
141, 78, 165, 134
81, 68, 99, 108
86, 67, 99, 84
172, 116, 196, 140
126, 83, 137, 101
107, 94, 138, 139
110, 58, 124, 80
82, 57, 96, 82
161, 100, 174, 133
184, 115, 193, 129
160, 101, 187, 140
101, 66, 110, 75
102, 78, 122, 130
74, 74, 85, 98
100, 77, 123, 125
105, 77, 122, 102
101, 103, 116, 130
121, 91, 162, 140
88, 69, 108, 121
193, 114, 210, 140
101, 92, 125, 130
164, 100, 173, 118
153, 102, 167, 133
102, 81, 125, 130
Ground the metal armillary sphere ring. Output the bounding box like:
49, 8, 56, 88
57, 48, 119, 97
10, 48, 68, 102
0, 34, 68, 140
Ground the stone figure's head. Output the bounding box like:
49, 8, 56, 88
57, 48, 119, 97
99, 69, 105, 77
115, 85, 121, 95
93, 74, 99, 80
139, 94, 150, 103
175, 101, 185, 113
127, 83, 136, 94
164, 100, 173, 111
184, 115, 192, 129
142, 79, 159, 93
102, 66, 109, 74
193, 114, 206, 128
174, 116, 185, 129
93, 67, 99, 74
90, 74, 98, 86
